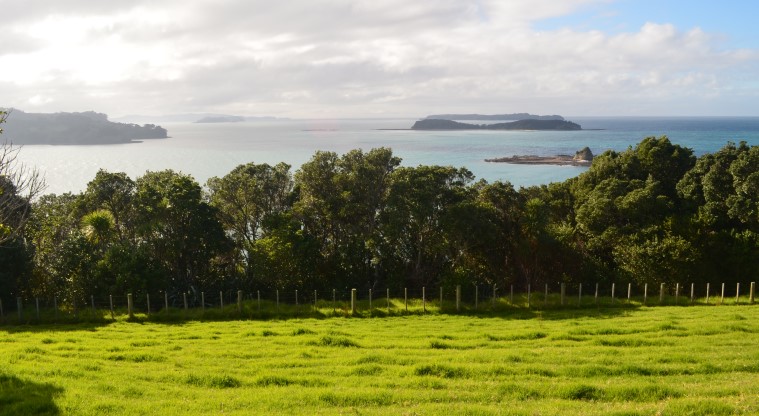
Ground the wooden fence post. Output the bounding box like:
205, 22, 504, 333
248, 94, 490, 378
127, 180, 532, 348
53, 297, 57, 320
404, 288, 408, 312
595, 283, 599, 305
127, 293, 134, 318
220, 291, 224, 310
183, 292, 188, 312
146, 294, 150, 316
369, 289, 373, 312
91, 295, 96, 315
660, 283, 665, 304
611, 283, 616, 304
201, 292, 205, 313
257, 291, 261, 312
455, 285, 461, 312
439, 287, 443, 310
276, 290, 279, 313
627, 283, 631, 302
690, 283, 695, 304
109, 295, 114, 319
706, 283, 710, 304
510, 285, 514, 305
492, 284, 497, 308
238, 290, 243, 313
295, 290, 298, 307
314, 290, 318, 312
36, 298, 40, 320
422, 287, 426, 313
643, 283, 648, 305
332, 289, 336, 313
164, 291, 168, 312
544, 284, 549, 306
17, 297, 22, 320
560, 283, 565, 306
351, 289, 356, 314
720, 283, 725, 305
578, 283, 582, 307
674, 283, 682, 304
0, 298, 3, 318
737, 282, 742, 303
750, 282, 755, 304
387, 288, 390, 314
474, 286, 478, 310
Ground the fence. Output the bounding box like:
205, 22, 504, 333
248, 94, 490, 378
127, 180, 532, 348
0, 281, 755, 324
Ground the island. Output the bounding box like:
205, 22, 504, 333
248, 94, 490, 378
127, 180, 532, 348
1, 110, 168, 145
195, 115, 247, 123
411, 118, 582, 131
424, 113, 564, 121
485, 147, 594, 166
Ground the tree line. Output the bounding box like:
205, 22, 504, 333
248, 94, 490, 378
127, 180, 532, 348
2, 130, 758, 307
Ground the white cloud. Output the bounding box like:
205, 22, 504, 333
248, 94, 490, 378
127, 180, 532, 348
1, 0, 757, 117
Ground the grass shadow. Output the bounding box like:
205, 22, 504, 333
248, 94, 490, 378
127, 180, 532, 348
0, 373, 62, 416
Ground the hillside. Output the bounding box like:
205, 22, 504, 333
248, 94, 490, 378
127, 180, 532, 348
411, 118, 581, 130
1, 110, 168, 144
424, 113, 564, 121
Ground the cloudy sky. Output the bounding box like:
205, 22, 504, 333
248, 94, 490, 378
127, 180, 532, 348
2, 0, 758, 118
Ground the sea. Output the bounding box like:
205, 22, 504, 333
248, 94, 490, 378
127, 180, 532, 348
14, 117, 759, 195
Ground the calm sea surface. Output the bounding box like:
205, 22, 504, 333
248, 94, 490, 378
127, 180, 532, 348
16, 117, 759, 195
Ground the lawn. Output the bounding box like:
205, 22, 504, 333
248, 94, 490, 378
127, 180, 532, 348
1, 305, 758, 415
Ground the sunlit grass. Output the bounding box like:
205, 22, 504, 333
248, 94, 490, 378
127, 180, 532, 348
1, 306, 758, 415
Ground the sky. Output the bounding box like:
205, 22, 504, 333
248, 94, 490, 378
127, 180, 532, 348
2, 0, 758, 118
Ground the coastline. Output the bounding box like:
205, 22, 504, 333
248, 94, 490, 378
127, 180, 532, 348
485, 155, 592, 166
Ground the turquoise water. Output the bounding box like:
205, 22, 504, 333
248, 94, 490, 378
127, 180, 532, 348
16, 117, 759, 195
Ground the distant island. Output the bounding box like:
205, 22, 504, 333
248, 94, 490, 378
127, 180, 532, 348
424, 113, 565, 121
411, 118, 582, 131
486, 147, 594, 166
195, 115, 247, 123
1, 110, 168, 145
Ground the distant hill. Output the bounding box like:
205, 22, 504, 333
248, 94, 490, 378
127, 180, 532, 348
424, 113, 564, 121
411, 119, 581, 130
1, 110, 168, 145
195, 115, 247, 123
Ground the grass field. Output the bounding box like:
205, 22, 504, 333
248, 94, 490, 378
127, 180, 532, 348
1, 305, 758, 415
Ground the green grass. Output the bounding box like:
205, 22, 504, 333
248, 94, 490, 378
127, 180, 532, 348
1, 306, 758, 415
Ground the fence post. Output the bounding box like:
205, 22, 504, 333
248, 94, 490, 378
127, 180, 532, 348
257, 291, 261, 312
736, 283, 740, 304
611, 283, 616, 304
201, 292, 205, 313
36, 298, 40, 320
510, 285, 514, 305
333, 289, 336, 313
660, 283, 665, 304
643, 283, 648, 305
91, 295, 96, 315
544, 284, 549, 306
750, 282, 755, 304
369, 289, 373, 312
455, 285, 461, 312
387, 288, 390, 314
183, 292, 188, 312
351, 289, 357, 314
492, 284, 497, 308
595, 283, 599, 305
17, 297, 22, 320
0, 298, 3, 318
474, 286, 478, 310
422, 287, 426, 313
439, 287, 443, 310
109, 295, 114, 319
627, 283, 631, 302
295, 290, 298, 307
53, 297, 57, 320
238, 290, 243, 313
314, 290, 318, 312
578, 283, 582, 307
220, 291, 224, 310
690, 283, 695, 304
164, 291, 168, 312
706, 283, 710, 304
127, 293, 134, 318
675, 283, 680, 305
720, 283, 725, 305
146, 294, 151, 316
276, 290, 279, 313
560, 283, 565, 306
404, 288, 408, 312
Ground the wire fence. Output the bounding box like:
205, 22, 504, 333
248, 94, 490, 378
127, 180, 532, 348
0, 281, 756, 324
